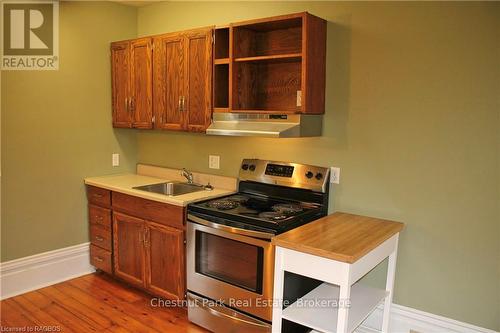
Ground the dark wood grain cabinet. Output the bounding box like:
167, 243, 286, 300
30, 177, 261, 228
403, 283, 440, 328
146, 222, 185, 300
111, 38, 153, 129
153, 28, 213, 132
87, 186, 186, 300
230, 12, 326, 114
113, 212, 146, 287
87, 186, 113, 275
111, 12, 327, 130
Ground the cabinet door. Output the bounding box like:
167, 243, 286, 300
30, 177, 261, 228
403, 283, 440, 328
113, 212, 146, 287
130, 38, 153, 129
145, 222, 185, 300
111, 41, 132, 128
185, 28, 213, 132
153, 34, 185, 131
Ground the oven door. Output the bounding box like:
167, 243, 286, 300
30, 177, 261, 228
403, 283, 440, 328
187, 214, 274, 321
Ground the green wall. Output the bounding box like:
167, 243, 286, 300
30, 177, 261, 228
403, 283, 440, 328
1, 2, 138, 261
136, 2, 500, 330
1, 1, 499, 331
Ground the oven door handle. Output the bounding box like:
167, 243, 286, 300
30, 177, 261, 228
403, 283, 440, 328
188, 293, 271, 329
187, 214, 275, 240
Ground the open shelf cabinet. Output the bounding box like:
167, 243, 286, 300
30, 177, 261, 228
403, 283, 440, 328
230, 12, 326, 114
211, 12, 326, 115
282, 282, 388, 333
213, 26, 230, 110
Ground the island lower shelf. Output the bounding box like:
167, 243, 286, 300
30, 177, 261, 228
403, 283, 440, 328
282, 282, 388, 333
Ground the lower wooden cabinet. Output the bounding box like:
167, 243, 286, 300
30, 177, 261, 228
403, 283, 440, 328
90, 244, 112, 274
113, 212, 146, 287
146, 222, 185, 300
87, 186, 186, 301
112, 211, 185, 300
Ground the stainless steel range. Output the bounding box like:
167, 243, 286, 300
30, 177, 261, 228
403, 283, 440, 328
186, 159, 330, 332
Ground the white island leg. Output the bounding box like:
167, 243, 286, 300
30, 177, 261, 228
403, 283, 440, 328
382, 237, 399, 333
336, 282, 351, 333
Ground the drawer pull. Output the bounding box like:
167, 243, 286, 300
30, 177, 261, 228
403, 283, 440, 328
95, 236, 104, 242
93, 216, 103, 221
93, 193, 103, 198
94, 256, 104, 262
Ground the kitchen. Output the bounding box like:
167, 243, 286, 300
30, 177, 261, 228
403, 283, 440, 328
1, 1, 499, 333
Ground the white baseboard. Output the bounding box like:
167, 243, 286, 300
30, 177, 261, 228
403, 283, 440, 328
0, 242, 95, 300
357, 303, 498, 333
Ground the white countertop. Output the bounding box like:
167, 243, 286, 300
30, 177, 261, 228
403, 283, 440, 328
84, 173, 235, 207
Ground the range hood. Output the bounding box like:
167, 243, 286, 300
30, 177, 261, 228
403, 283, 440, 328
206, 113, 323, 138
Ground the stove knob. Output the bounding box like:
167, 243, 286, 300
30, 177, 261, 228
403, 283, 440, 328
305, 171, 314, 179
249, 164, 256, 171
242, 164, 249, 170
315, 172, 323, 180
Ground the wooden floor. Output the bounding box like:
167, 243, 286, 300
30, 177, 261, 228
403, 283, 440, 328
0, 273, 208, 332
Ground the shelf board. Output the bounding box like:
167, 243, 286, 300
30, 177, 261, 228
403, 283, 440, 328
213, 107, 229, 113
214, 58, 230, 65
282, 282, 388, 333
234, 53, 302, 63
230, 109, 301, 114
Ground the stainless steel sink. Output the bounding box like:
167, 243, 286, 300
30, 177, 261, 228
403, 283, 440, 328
133, 182, 205, 196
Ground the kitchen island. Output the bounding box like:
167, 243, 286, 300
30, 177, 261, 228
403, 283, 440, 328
272, 212, 404, 333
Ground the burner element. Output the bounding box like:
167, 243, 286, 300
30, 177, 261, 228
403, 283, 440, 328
258, 212, 288, 221
272, 203, 303, 215
207, 199, 239, 210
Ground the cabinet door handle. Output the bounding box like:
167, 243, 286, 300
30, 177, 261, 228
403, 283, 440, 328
125, 97, 129, 112
130, 96, 135, 112
95, 236, 104, 242
181, 96, 186, 112
93, 256, 104, 262
178, 96, 182, 112
144, 228, 149, 247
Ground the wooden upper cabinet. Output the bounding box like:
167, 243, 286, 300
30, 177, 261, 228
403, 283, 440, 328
185, 29, 213, 132
111, 41, 132, 128
111, 12, 327, 130
228, 12, 326, 114
146, 222, 185, 300
113, 212, 146, 287
130, 38, 153, 129
111, 38, 153, 129
153, 33, 185, 131
153, 27, 213, 132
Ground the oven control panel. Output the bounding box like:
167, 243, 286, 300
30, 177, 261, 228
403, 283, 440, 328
265, 164, 294, 177
239, 159, 329, 193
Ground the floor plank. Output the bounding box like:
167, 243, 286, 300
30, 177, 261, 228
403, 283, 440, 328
1, 272, 208, 333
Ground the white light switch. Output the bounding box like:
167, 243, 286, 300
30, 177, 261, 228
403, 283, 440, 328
330, 167, 340, 184
209, 155, 220, 169
112, 153, 120, 167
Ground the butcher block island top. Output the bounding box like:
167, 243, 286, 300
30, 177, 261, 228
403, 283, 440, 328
272, 212, 404, 264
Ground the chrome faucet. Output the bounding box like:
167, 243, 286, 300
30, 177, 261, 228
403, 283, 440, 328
181, 168, 194, 184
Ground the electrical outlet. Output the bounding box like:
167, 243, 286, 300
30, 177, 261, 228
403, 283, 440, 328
209, 155, 220, 169
330, 167, 340, 184
112, 153, 120, 167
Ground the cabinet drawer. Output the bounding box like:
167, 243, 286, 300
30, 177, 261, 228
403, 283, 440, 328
90, 225, 112, 251
87, 186, 111, 208
89, 205, 111, 229
90, 245, 112, 274
112, 192, 185, 229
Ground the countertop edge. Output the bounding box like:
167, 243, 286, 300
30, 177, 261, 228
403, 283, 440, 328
84, 177, 235, 207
